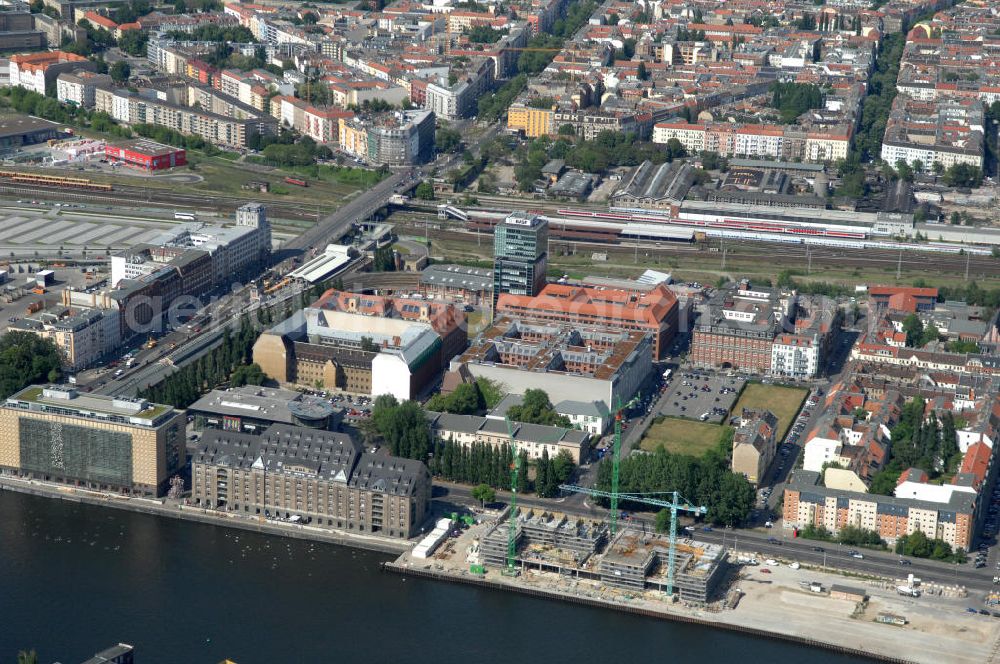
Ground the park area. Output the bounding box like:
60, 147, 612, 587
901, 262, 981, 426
639, 381, 807, 457
731, 383, 808, 439
639, 417, 727, 456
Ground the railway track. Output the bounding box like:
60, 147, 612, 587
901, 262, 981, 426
402, 222, 1000, 279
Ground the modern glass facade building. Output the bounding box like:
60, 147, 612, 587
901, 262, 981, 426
0, 385, 185, 496
492, 212, 548, 310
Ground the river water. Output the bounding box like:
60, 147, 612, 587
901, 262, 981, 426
0, 491, 872, 663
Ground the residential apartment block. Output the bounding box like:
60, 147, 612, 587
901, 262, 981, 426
880, 97, 984, 172
192, 424, 431, 539
653, 121, 851, 164
784, 469, 976, 551
9, 51, 93, 95
338, 109, 435, 165
56, 70, 112, 107
10, 305, 120, 371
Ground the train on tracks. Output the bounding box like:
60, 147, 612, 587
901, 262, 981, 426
0, 170, 113, 192
558, 207, 868, 239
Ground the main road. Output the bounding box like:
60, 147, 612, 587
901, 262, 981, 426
434, 481, 997, 598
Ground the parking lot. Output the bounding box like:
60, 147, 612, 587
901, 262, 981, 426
660, 372, 746, 423
975, 482, 1000, 573
762, 387, 824, 510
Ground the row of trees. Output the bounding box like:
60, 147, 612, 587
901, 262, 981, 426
140, 319, 263, 407
481, 0, 595, 97
0, 332, 62, 399
800, 524, 887, 549
895, 530, 965, 562
165, 25, 256, 43
367, 394, 576, 495
431, 440, 522, 490
598, 431, 756, 526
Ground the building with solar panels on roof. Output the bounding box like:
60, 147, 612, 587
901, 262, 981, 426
192, 424, 431, 539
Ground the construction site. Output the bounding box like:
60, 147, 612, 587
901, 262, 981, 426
473, 509, 728, 603
382, 413, 1000, 664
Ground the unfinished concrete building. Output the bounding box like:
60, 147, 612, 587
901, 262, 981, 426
479, 512, 726, 602
481, 508, 606, 568
599, 530, 728, 602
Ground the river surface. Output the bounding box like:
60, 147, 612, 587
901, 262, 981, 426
0, 491, 873, 663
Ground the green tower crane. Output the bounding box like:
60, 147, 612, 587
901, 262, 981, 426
608, 394, 640, 538
502, 417, 521, 577
560, 394, 707, 596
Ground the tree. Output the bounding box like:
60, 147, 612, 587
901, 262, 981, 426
231, 362, 265, 387
117, 29, 149, 56
471, 483, 496, 507
557, 123, 575, 136
902, 313, 924, 347
368, 397, 432, 461
435, 126, 463, 154
425, 381, 483, 414
654, 509, 671, 533
920, 323, 940, 347
372, 247, 396, 272
414, 181, 435, 200
0, 332, 63, 399
947, 339, 979, 354
769, 82, 824, 123
475, 377, 503, 409
942, 163, 982, 188
551, 449, 575, 485
507, 389, 571, 427
636, 61, 648, 81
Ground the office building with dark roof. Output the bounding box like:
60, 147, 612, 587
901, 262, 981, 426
192, 424, 431, 539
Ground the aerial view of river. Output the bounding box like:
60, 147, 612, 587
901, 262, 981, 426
0, 490, 873, 663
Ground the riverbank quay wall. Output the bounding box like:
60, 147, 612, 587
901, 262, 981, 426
382, 561, 916, 664
0, 477, 409, 555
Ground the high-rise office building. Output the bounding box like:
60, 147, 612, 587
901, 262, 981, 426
492, 212, 548, 310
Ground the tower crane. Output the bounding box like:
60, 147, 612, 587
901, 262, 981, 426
559, 394, 708, 596
608, 395, 640, 537
559, 486, 706, 597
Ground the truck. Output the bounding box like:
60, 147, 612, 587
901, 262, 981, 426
896, 585, 921, 597
25, 300, 43, 314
